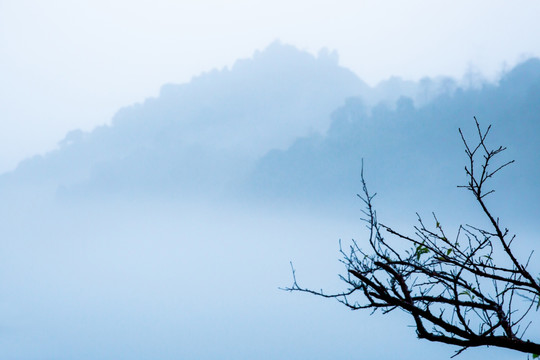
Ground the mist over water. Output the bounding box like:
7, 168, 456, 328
0, 197, 370, 359
0, 196, 530, 360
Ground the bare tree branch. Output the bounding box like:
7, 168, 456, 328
285, 119, 540, 357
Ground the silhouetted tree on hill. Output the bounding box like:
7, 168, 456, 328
287, 118, 540, 358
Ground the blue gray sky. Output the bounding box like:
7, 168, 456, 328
1, 0, 540, 172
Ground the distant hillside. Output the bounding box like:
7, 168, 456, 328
1, 44, 538, 217
247, 58, 540, 223
0, 42, 372, 198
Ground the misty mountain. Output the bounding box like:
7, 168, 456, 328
248, 58, 540, 225
1, 44, 538, 216
1, 42, 374, 198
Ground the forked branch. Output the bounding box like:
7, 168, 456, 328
286, 119, 540, 357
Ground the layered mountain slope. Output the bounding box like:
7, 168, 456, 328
1, 42, 372, 198
248, 59, 540, 222
2, 44, 538, 216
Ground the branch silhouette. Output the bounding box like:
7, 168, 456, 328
286, 118, 540, 357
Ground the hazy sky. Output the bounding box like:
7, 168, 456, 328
1, 0, 540, 173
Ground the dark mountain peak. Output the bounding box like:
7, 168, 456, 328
499, 58, 540, 87
491, 57, 540, 115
